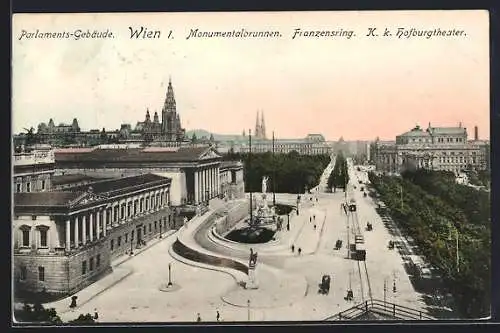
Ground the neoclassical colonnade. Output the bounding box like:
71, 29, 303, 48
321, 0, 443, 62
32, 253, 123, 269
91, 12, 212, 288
65, 188, 170, 251
193, 164, 220, 204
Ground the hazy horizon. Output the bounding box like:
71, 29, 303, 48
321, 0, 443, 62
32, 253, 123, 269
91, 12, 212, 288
12, 11, 490, 141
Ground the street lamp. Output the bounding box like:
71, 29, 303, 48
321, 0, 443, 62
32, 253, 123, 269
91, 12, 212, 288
168, 263, 173, 287
130, 233, 134, 255
159, 218, 163, 239
400, 185, 403, 210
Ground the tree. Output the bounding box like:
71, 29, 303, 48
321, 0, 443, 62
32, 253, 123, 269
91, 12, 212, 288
68, 313, 96, 324
15, 302, 62, 324
191, 133, 197, 143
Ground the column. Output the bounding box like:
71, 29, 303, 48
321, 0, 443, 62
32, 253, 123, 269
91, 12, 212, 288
66, 219, 71, 251
74, 216, 79, 247
210, 167, 214, 198
82, 214, 87, 245
216, 167, 220, 196
194, 170, 199, 204
200, 169, 204, 202
96, 209, 101, 239
110, 204, 114, 227
103, 208, 107, 237
89, 211, 94, 242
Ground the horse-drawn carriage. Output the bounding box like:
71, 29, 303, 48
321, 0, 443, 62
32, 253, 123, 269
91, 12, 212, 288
335, 239, 343, 250
318, 274, 331, 295
366, 222, 373, 231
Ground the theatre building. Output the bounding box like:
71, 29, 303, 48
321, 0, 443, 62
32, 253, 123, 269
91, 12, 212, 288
13, 174, 173, 298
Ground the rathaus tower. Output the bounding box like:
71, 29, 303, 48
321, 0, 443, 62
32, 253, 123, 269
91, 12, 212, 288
161, 77, 186, 141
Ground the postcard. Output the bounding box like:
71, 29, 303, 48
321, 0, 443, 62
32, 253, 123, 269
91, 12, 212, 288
11, 10, 490, 324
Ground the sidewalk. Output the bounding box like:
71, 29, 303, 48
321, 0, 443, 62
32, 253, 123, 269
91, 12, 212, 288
42, 229, 177, 317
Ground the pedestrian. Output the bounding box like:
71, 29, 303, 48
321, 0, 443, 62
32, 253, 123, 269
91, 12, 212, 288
216, 310, 220, 322
93, 308, 99, 321
313, 214, 316, 221
298, 247, 302, 255
287, 222, 290, 231
314, 224, 316, 230
197, 313, 201, 322
316, 198, 318, 202
291, 244, 295, 253
309, 217, 312, 223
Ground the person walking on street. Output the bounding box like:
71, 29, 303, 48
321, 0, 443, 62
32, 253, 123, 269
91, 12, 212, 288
216, 310, 220, 322
291, 244, 295, 253
298, 247, 302, 255
197, 313, 202, 322
93, 309, 99, 321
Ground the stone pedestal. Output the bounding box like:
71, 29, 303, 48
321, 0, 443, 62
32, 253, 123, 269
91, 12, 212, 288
246, 268, 259, 289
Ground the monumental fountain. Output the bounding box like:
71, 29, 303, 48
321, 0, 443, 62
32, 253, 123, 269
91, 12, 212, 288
225, 176, 280, 244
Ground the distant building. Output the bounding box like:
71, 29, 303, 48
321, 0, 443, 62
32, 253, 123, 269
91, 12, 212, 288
373, 123, 489, 174
254, 110, 267, 140
13, 174, 173, 298
13, 146, 55, 193
236, 133, 332, 155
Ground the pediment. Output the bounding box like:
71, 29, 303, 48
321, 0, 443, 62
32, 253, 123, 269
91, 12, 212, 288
69, 191, 106, 207
199, 148, 221, 160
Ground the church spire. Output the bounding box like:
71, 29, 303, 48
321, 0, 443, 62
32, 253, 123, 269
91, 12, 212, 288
255, 111, 261, 138
145, 108, 151, 122
164, 76, 176, 113
260, 110, 266, 140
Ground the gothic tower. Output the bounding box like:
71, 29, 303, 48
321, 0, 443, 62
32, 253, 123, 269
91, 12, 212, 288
255, 111, 261, 139
260, 110, 266, 140
161, 77, 185, 141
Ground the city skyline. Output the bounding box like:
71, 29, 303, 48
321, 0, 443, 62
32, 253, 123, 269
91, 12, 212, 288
12, 11, 489, 140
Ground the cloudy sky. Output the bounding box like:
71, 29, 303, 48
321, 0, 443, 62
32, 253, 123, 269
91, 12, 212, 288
12, 11, 489, 140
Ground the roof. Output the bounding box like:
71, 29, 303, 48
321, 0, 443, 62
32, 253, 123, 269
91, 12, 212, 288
52, 174, 111, 186
55, 146, 216, 164
429, 127, 467, 135
220, 160, 243, 169
68, 173, 171, 195
398, 127, 431, 137
14, 174, 172, 213
15, 192, 83, 207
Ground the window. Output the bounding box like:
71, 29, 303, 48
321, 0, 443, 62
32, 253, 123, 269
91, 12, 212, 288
127, 204, 131, 217
96, 254, 101, 267
131, 230, 135, 240
41, 180, 46, 190
149, 224, 152, 233
134, 201, 137, 215
121, 206, 125, 219
125, 233, 128, 243
16, 183, 21, 193
143, 225, 146, 234
118, 236, 122, 247
145, 197, 149, 210
140, 199, 144, 212
89, 257, 94, 271
110, 239, 114, 251
26, 183, 31, 193
39, 229, 48, 247
38, 266, 45, 281
154, 221, 157, 230
22, 229, 30, 247
20, 266, 27, 280
82, 261, 87, 275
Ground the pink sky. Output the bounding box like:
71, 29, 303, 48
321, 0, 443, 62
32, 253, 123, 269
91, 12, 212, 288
12, 11, 489, 141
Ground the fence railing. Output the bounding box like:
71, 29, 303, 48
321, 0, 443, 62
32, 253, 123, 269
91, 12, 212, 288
326, 299, 434, 321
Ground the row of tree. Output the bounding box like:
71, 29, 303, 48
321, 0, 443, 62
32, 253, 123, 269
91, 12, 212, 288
327, 151, 349, 192
368, 170, 490, 318
15, 302, 96, 324
224, 151, 330, 193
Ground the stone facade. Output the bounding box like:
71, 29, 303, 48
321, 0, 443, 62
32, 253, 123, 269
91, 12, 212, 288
373, 124, 489, 174
13, 174, 173, 298
13, 149, 55, 193
220, 161, 245, 200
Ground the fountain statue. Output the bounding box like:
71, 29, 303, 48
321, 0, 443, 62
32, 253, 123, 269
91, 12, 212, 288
247, 176, 277, 228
